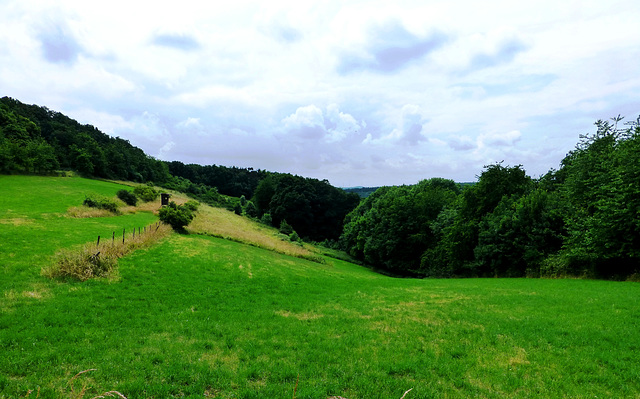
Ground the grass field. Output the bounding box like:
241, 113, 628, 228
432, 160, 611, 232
1, 175, 639, 398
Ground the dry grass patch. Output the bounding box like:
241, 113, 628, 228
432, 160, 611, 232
43, 223, 172, 281
66, 206, 116, 218
188, 204, 322, 262
275, 310, 325, 321
0, 217, 34, 226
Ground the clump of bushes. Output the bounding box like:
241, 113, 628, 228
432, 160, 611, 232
133, 184, 158, 202
83, 195, 119, 213
159, 201, 196, 231
116, 189, 138, 206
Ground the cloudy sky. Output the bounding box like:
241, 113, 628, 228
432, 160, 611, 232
1, 0, 639, 186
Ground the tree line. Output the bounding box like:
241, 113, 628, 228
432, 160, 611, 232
341, 116, 640, 279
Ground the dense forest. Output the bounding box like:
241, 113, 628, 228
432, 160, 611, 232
1, 97, 638, 279
341, 117, 640, 279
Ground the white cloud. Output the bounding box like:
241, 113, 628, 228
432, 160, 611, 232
282, 104, 364, 143
1, 0, 640, 187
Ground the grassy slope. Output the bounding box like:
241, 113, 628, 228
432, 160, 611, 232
1, 176, 639, 398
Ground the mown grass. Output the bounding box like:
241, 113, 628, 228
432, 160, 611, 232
1, 175, 640, 398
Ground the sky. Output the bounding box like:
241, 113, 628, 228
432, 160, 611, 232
1, 0, 639, 187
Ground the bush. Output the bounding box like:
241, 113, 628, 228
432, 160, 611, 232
116, 189, 138, 206
260, 213, 272, 226
289, 231, 301, 242
183, 200, 200, 212
279, 219, 294, 235
245, 201, 258, 218
83, 195, 119, 213
159, 201, 195, 231
133, 184, 158, 202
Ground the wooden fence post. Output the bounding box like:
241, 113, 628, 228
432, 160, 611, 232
97, 235, 100, 247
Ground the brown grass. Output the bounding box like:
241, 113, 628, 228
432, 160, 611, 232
187, 204, 324, 263
43, 223, 172, 281
66, 206, 116, 218
25, 369, 127, 399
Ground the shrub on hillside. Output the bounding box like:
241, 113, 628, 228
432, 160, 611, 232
133, 184, 158, 202
159, 201, 195, 231
279, 219, 294, 235
245, 201, 258, 218
260, 213, 272, 226
183, 200, 200, 212
83, 195, 119, 213
116, 189, 138, 206
289, 231, 301, 242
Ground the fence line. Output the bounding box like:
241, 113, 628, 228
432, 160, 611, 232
96, 222, 163, 248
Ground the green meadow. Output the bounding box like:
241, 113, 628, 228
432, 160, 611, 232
1, 176, 639, 398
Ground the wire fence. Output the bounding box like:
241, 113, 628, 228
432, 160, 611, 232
95, 222, 163, 248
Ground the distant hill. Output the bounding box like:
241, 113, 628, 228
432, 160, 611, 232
342, 186, 382, 198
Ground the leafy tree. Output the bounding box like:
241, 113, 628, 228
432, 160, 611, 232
558, 117, 640, 277
279, 219, 294, 235
341, 179, 459, 275
245, 201, 258, 218
254, 173, 359, 241
159, 201, 195, 231
475, 188, 565, 277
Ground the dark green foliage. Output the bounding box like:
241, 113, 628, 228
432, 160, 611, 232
289, 231, 301, 242
423, 164, 534, 277
234, 203, 242, 216
166, 160, 266, 198
183, 200, 200, 212
117, 189, 138, 206
279, 219, 294, 235
253, 173, 360, 241
474, 189, 565, 277
557, 117, 640, 278
260, 213, 272, 226
159, 201, 195, 231
0, 103, 59, 174
83, 195, 119, 213
133, 184, 159, 202
245, 201, 258, 218
0, 96, 171, 182
341, 178, 460, 275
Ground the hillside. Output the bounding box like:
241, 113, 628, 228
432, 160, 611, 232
1, 175, 640, 398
